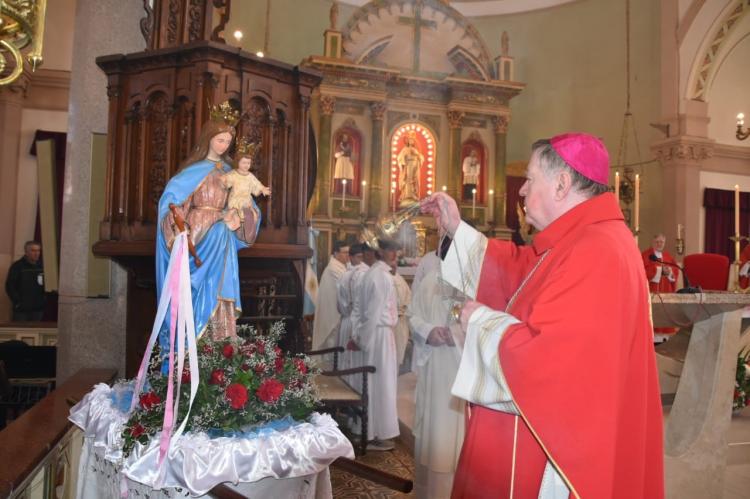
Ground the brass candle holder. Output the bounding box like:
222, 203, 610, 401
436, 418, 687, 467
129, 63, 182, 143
729, 234, 749, 292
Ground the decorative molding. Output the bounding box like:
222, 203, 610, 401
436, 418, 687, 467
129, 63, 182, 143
320, 95, 336, 115
690, 0, 749, 101
492, 115, 509, 134
447, 110, 465, 129
652, 138, 715, 163
25, 69, 71, 111
370, 101, 387, 121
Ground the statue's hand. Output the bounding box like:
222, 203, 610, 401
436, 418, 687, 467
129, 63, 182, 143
224, 209, 241, 231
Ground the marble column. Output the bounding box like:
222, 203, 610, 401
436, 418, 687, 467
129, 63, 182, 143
447, 110, 464, 202
0, 74, 29, 321
368, 102, 386, 219
314, 95, 334, 216
56, 0, 145, 383
492, 115, 509, 227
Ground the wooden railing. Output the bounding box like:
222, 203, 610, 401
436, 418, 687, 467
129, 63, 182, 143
0, 369, 117, 498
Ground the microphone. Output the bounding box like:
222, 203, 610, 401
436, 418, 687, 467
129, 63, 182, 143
648, 254, 700, 294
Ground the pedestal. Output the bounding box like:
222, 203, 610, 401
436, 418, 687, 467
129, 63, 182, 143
651, 292, 750, 499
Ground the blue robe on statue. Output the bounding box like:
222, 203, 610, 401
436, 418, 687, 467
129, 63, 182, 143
156, 159, 261, 353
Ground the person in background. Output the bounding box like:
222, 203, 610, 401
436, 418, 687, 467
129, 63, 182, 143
642, 233, 679, 293
5, 241, 45, 322
312, 241, 349, 351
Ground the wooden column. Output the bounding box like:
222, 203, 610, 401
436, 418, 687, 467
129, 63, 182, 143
492, 115, 509, 227
447, 110, 464, 202
315, 95, 335, 216
368, 102, 386, 219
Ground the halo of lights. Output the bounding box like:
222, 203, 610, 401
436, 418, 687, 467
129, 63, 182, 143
390, 123, 436, 203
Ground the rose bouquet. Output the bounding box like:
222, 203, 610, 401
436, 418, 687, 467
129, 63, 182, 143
123, 322, 317, 455
733, 348, 750, 412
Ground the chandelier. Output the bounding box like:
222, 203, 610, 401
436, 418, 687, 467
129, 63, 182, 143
738, 113, 749, 141
0, 0, 46, 86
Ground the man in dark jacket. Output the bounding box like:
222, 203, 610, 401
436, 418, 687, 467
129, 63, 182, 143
5, 241, 45, 321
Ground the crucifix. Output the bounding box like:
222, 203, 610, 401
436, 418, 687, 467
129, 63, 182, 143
398, 0, 437, 72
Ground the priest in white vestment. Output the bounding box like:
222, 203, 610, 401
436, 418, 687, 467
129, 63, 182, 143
391, 264, 412, 367
353, 239, 400, 451
336, 243, 368, 392
312, 241, 349, 351
409, 249, 465, 498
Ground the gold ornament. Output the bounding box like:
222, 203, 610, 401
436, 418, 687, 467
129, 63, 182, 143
209, 100, 241, 127
236, 136, 260, 156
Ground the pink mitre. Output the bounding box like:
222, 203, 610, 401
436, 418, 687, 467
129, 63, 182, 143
549, 133, 609, 185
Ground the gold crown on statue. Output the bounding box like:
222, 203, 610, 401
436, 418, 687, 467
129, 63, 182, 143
236, 136, 260, 156
209, 100, 241, 127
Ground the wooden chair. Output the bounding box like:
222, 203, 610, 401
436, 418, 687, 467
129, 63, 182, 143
306, 346, 376, 456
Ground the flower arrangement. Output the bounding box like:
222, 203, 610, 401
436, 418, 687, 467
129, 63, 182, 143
123, 322, 318, 455
733, 348, 750, 412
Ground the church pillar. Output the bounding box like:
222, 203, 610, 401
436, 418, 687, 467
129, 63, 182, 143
368, 102, 386, 219
447, 110, 464, 202
0, 75, 29, 321
314, 95, 334, 217
56, 0, 145, 383
492, 115, 509, 227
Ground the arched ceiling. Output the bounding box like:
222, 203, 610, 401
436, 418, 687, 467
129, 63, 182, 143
339, 0, 580, 17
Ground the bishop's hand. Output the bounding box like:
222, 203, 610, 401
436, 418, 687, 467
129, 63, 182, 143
420, 192, 461, 237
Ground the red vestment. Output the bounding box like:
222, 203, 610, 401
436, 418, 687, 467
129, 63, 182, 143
642, 247, 679, 293
451, 193, 663, 498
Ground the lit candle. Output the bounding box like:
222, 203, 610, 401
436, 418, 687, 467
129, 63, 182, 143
441, 185, 447, 193
472, 188, 477, 217
614, 172, 620, 202
677, 223, 683, 240
342, 179, 347, 211
489, 189, 495, 222
634, 174, 640, 232
361, 180, 367, 214
735, 185, 741, 234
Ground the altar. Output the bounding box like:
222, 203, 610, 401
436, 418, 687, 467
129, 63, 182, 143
652, 291, 750, 499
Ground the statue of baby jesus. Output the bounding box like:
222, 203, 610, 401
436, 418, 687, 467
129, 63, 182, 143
222, 140, 271, 244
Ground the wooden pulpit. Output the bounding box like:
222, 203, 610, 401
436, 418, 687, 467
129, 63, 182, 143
652, 292, 750, 499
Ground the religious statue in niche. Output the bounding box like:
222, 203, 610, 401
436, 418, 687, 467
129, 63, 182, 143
397, 130, 424, 206
332, 127, 361, 197
460, 139, 485, 203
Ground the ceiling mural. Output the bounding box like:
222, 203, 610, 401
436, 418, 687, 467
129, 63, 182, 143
342, 0, 492, 78
339, 0, 579, 17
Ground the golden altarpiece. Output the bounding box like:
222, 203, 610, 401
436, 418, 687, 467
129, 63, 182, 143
91, 0, 321, 375
303, 0, 525, 273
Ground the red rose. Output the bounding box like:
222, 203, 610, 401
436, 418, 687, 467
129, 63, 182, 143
202, 344, 214, 354
226, 383, 249, 410
129, 423, 146, 438
209, 369, 225, 385
181, 368, 190, 384
241, 363, 250, 371
275, 356, 285, 373
274, 346, 282, 356
256, 379, 284, 403
254, 363, 266, 374
240, 344, 256, 356
293, 358, 307, 374
139, 391, 161, 410
222, 344, 234, 359
256, 342, 265, 354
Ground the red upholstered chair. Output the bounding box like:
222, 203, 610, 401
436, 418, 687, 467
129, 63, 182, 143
683, 253, 730, 291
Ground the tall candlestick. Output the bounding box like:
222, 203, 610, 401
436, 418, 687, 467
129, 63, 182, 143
342, 179, 347, 211
472, 188, 477, 217
614, 172, 620, 202
361, 180, 367, 215
634, 174, 640, 232
489, 189, 494, 222
677, 223, 682, 240
735, 185, 740, 237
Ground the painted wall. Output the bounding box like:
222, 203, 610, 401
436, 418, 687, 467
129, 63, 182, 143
706, 29, 750, 145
